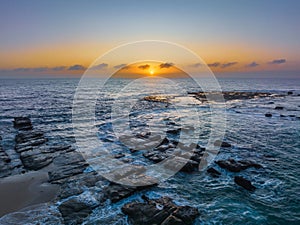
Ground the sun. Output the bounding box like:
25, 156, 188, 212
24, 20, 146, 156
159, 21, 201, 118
149, 70, 154, 75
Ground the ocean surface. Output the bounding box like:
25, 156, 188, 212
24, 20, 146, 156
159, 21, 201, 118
0, 77, 299, 224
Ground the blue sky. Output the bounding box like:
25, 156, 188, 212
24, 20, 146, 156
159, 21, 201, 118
0, 0, 299, 77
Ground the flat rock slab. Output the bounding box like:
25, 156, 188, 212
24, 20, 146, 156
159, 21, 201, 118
215, 159, 262, 172
122, 196, 199, 225
234, 176, 256, 191
13, 117, 33, 131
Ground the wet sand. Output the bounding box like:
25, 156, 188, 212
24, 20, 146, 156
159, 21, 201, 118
0, 171, 59, 217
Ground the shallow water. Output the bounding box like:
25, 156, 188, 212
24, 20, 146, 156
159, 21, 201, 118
0, 77, 299, 224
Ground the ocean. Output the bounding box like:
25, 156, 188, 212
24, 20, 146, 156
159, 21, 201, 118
0, 77, 299, 224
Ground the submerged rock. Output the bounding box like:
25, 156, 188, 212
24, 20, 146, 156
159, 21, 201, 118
207, 167, 221, 177
122, 196, 199, 225
275, 106, 284, 110
214, 140, 232, 148
234, 176, 256, 191
215, 159, 262, 172
13, 117, 33, 130
265, 113, 272, 117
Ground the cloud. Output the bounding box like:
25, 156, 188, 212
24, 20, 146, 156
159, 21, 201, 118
159, 62, 174, 69
13, 67, 31, 72
68, 64, 86, 71
52, 66, 66, 71
269, 59, 286, 64
190, 63, 203, 68
207, 62, 221, 68
138, 64, 150, 70
220, 62, 238, 68
246, 62, 259, 67
91, 63, 108, 70
114, 64, 127, 69
32, 67, 48, 72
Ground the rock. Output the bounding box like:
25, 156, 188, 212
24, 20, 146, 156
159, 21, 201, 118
113, 153, 125, 158
190, 91, 283, 102
167, 128, 181, 135
15, 130, 44, 144
122, 196, 199, 225
164, 157, 199, 173
58, 194, 99, 225
48, 152, 88, 183
214, 140, 231, 148
275, 106, 284, 110
20, 151, 53, 170
57, 172, 104, 199
104, 165, 146, 182
143, 150, 168, 163
14, 125, 58, 171
207, 167, 221, 177
103, 179, 156, 203
0, 203, 64, 225
234, 176, 256, 191
265, 113, 272, 117
143, 142, 204, 173
287, 91, 293, 95
0, 136, 15, 178
13, 117, 33, 130
215, 159, 262, 172
103, 183, 137, 203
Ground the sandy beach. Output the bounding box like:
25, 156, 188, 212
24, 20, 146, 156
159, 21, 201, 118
0, 171, 59, 217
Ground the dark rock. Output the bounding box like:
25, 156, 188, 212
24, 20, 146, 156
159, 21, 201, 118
13, 117, 33, 130
15, 130, 44, 145
287, 91, 293, 95
20, 151, 53, 170
0, 137, 14, 178
265, 113, 272, 117
207, 167, 221, 177
50, 144, 75, 153
104, 165, 146, 182
122, 197, 199, 225
103, 183, 137, 203
48, 152, 88, 183
190, 91, 283, 102
214, 140, 231, 148
167, 128, 181, 135
103, 177, 156, 203
113, 153, 125, 158
58, 196, 99, 225
275, 106, 284, 110
234, 176, 256, 191
164, 157, 199, 173
215, 159, 262, 172
58, 171, 104, 199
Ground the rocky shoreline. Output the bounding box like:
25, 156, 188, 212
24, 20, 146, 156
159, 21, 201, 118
0, 115, 264, 224
0, 90, 298, 224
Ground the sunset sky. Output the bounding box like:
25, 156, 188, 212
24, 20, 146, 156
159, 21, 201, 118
0, 0, 299, 78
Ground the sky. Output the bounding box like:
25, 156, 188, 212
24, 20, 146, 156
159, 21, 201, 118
0, 0, 299, 78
